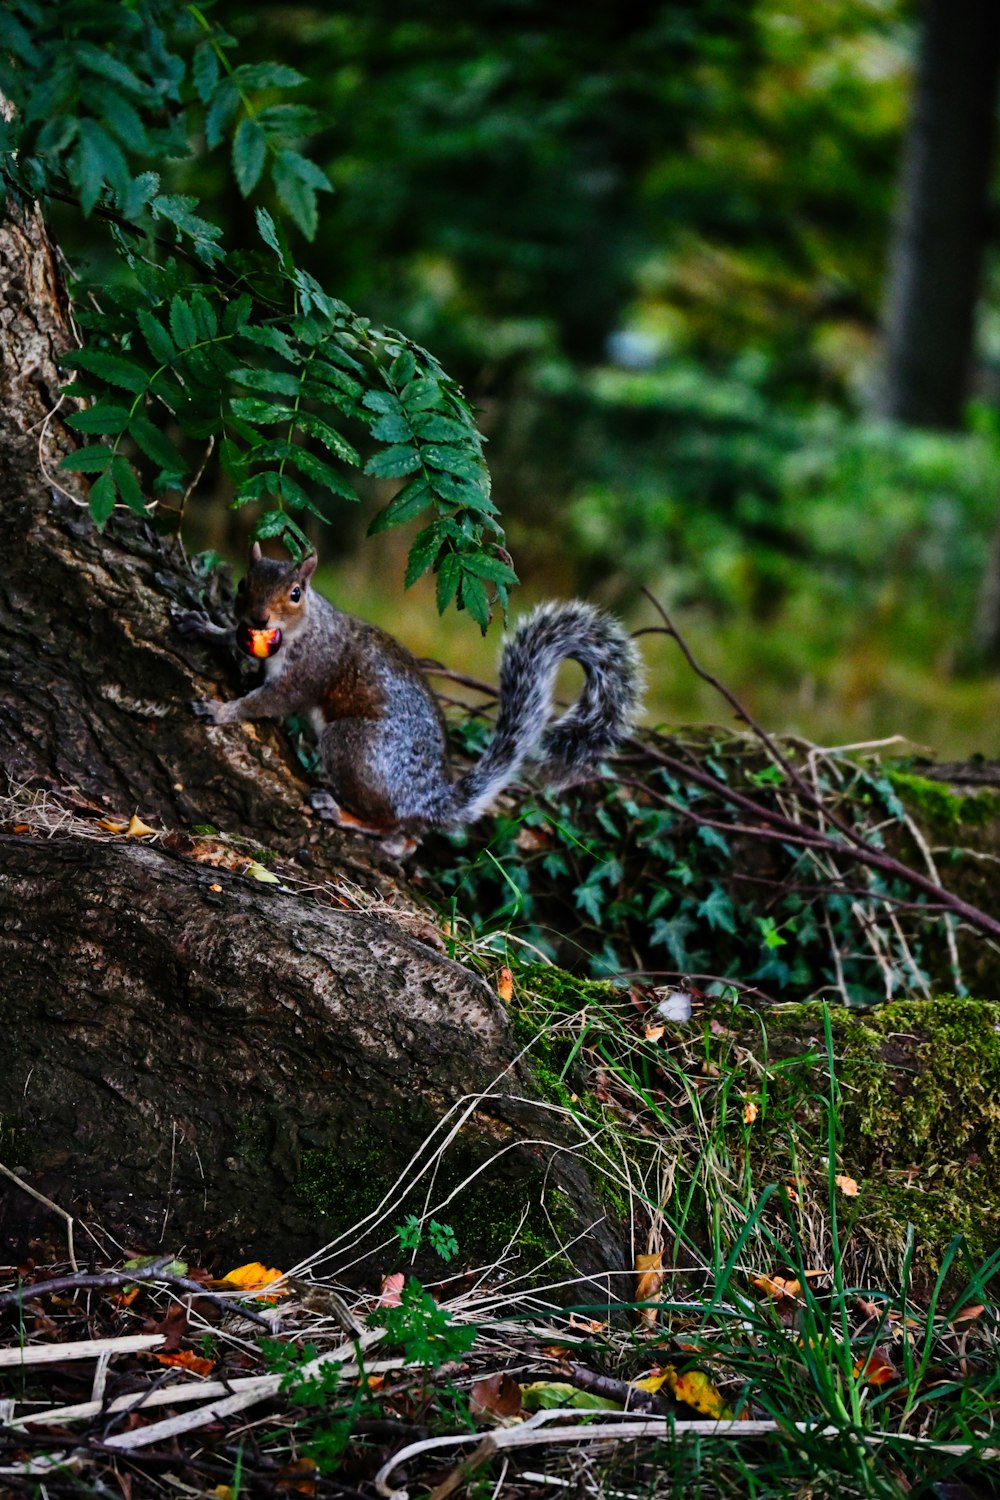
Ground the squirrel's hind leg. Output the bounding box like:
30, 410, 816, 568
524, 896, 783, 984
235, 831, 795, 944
308, 788, 418, 859
308, 787, 386, 834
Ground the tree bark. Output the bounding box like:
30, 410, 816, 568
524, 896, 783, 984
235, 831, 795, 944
0, 202, 627, 1287
877, 0, 1000, 428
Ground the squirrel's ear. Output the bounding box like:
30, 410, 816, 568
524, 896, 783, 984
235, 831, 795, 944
298, 553, 319, 583
250, 541, 263, 564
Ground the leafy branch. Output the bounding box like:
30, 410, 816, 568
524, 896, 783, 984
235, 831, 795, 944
0, 0, 513, 625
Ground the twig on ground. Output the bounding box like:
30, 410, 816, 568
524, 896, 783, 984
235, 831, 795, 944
0, 1164, 77, 1272
0, 1262, 275, 1330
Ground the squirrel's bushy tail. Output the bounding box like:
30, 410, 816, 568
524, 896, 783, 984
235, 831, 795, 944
453, 601, 643, 825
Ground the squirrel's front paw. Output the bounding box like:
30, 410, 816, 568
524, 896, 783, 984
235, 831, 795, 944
191, 698, 227, 724
173, 606, 228, 641
173, 607, 211, 637
309, 788, 341, 821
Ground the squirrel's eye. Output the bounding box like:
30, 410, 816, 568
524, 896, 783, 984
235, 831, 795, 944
289, 585, 302, 604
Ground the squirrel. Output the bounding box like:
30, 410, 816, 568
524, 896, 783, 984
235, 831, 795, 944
176, 543, 642, 854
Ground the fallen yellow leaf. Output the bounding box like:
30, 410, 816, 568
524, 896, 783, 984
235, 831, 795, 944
835, 1174, 859, 1197
221, 1261, 287, 1300
497, 967, 514, 1002
950, 1303, 985, 1325
126, 813, 157, 838
568, 1314, 607, 1334
644, 1024, 665, 1042
661, 1364, 732, 1419
244, 861, 280, 883
634, 1251, 664, 1329
470, 1371, 523, 1420
853, 1348, 897, 1386
743, 1099, 759, 1124
751, 1273, 802, 1304
155, 1350, 213, 1377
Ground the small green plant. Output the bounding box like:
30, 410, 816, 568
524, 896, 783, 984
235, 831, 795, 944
374, 1278, 477, 1369
395, 1215, 460, 1262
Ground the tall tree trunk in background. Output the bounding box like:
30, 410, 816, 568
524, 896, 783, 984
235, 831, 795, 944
878, 0, 1000, 429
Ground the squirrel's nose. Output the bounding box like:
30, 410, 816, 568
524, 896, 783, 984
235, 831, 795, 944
249, 612, 270, 627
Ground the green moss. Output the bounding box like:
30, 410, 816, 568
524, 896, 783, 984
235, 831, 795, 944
733, 997, 1000, 1277
885, 768, 1000, 828
296, 1142, 389, 1225
232, 1111, 272, 1166
294, 1110, 583, 1283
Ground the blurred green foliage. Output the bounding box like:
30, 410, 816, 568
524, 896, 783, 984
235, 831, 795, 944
10, 0, 1000, 747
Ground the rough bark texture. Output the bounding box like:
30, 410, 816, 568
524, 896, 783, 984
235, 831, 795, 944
0, 834, 623, 1282
878, 0, 1000, 428
0, 204, 627, 1285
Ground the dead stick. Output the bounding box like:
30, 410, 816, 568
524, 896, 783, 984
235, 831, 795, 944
0, 1265, 274, 1330
630, 741, 1000, 943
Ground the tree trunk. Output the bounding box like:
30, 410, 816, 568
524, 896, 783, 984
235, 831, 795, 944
0, 202, 627, 1288
877, 0, 1000, 428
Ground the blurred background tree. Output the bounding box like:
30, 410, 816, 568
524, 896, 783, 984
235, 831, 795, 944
56, 0, 1000, 755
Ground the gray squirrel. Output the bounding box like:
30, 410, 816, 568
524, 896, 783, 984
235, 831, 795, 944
178, 544, 642, 852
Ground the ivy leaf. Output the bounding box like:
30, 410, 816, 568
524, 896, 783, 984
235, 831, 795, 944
233, 116, 267, 196
650, 913, 696, 969
697, 824, 731, 856
697, 887, 736, 934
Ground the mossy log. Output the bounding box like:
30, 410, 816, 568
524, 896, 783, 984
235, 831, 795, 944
512, 969, 1000, 1289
